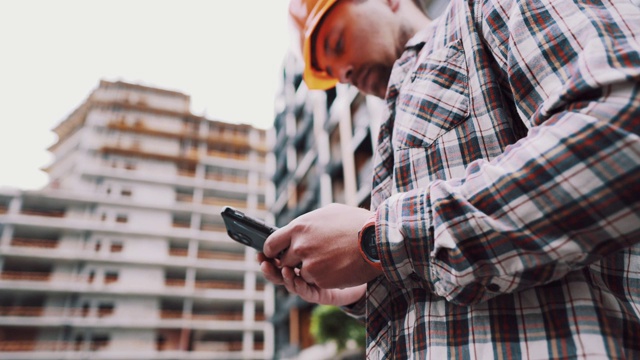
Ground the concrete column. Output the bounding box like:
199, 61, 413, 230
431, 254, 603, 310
0, 224, 14, 248
185, 267, 195, 290
187, 239, 198, 258
192, 187, 204, 204
190, 213, 201, 231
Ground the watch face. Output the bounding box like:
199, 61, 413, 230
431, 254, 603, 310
363, 226, 379, 261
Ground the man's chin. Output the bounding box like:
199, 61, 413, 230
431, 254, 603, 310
366, 85, 388, 99
356, 83, 387, 99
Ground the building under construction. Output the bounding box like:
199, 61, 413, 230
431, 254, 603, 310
0, 80, 275, 360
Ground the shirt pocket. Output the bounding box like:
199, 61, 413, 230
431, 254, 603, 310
394, 39, 470, 150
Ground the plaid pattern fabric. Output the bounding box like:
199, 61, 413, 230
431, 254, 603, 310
344, 0, 640, 358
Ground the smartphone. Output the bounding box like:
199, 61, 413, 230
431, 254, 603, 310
220, 206, 278, 252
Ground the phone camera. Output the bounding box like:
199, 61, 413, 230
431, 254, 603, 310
229, 231, 252, 246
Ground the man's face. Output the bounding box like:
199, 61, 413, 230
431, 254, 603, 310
312, 0, 404, 98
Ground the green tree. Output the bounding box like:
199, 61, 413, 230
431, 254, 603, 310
309, 305, 366, 351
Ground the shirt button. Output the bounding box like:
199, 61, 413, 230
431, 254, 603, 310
486, 283, 500, 292
410, 274, 421, 282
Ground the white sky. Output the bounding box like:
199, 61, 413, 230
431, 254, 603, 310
0, 0, 292, 190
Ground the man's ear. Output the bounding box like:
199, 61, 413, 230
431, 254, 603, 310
387, 0, 400, 12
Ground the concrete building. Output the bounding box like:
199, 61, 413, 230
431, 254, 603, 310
0, 80, 275, 359
270, 49, 383, 360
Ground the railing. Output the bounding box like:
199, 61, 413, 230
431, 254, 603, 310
0, 271, 51, 282
176, 194, 194, 202
195, 280, 243, 290
165, 279, 186, 287
169, 248, 189, 257
19, 209, 65, 218
0, 339, 264, 352
0, 306, 44, 317
199, 223, 226, 232
177, 169, 196, 178
197, 250, 244, 261
10, 237, 59, 249
201, 197, 246, 208
159, 310, 265, 322
206, 133, 250, 147
206, 150, 249, 161
0, 306, 115, 318
164, 279, 244, 290
0, 340, 109, 352
160, 310, 246, 321
168, 249, 245, 261
0, 272, 116, 285
171, 221, 191, 229
203, 173, 249, 184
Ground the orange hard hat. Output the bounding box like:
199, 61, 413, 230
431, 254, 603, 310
289, 0, 340, 90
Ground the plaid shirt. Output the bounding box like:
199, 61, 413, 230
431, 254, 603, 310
344, 0, 640, 358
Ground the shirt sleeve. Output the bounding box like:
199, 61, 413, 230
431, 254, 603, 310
375, 0, 640, 306
340, 296, 367, 322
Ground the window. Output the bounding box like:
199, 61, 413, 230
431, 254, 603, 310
110, 241, 123, 253
97, 302, 115, 317
104, 271, 119, 284
90, 334, 109, 351
115, 214, 128, 223
74, 334, 84, 351
81, 302, 90, 317
121, 188, 132, 197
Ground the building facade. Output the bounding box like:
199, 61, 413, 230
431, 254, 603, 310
0, 80, 275, 359
270, 51, 385, 360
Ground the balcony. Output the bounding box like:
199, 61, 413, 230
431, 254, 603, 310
197, 250, 244, 261
0, 339, 266, 354
175, 193, 194, 203
168, 248, 189, 257
0, 306, 44, 317
194, 280, 244, 291
159, 310, 248, 321
201, 197, 245, 208
204, 172, 249, 185
164, 279, 247, 291
171, 220, 191, 229
100, 144, 199, 166
19, 208, 65, 218
206, 149, 248, 161
0, 306, 114, 318
0, 271, 51, 282
177, 168, 196, 178
199, 223, 225, 233
10, 237, 59, 249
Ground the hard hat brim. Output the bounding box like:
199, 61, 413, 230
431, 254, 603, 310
301, 0, 340, 90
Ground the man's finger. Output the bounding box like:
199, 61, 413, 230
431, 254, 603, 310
260, 261, 284, 285
263, 226, 293, 259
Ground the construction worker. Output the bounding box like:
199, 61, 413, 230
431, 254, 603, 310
260, 0, 640, 358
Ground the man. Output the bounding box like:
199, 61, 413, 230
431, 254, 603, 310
260, 0, 640, 358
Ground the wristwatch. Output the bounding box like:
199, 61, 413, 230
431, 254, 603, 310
358, 216, 382, 271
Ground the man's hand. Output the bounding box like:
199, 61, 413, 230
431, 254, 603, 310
258, 253, 366, 306
262, 203, 382, 289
